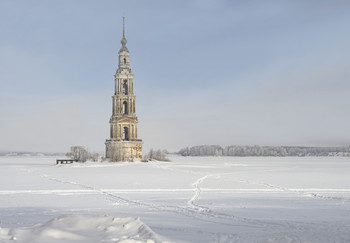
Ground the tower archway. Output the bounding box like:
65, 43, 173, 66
122, 127, 129, 140
123, 82, 128, 95
123, 101, 128, 114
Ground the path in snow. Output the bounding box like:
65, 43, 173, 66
1, 156, 350, 242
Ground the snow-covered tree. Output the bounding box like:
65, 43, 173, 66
143, 149, 170, 162
66, 146, 89, 162
89, 152, 99, 162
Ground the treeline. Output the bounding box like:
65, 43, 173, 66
178, 145, 350, 157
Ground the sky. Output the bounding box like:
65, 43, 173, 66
0, 0, 350, 153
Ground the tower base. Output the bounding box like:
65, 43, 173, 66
105, 139, 143, 161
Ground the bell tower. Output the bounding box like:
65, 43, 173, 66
105, 17, 143, 160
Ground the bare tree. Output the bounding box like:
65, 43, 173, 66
143, 149, 170, 162
148, 149, 154, 160
89, 152, 99, 162
66, 146, 89, 162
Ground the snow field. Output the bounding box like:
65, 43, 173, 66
0, 156, 350, 242
0, 214, 167, 242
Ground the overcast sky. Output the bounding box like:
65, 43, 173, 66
1, 0, 350, 153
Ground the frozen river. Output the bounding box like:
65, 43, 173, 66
0, 156, 350, 242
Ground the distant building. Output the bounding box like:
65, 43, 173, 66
105, 17, 143, 160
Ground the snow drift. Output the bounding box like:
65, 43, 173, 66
0, 214, 170, 243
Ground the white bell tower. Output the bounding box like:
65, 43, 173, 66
105, 17, 143, 160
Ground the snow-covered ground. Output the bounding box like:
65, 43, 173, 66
0, 156, 350, 242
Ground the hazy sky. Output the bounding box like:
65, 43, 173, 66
1, 0, 350, 153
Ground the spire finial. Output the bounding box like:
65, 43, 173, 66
123, 16, 125, 38
120, 16, 128, 52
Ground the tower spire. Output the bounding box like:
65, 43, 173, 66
120, 16, 128, 52
123, 16, 125, 38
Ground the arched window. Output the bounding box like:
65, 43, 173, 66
123, 127, 129, 140
123, 101, 128, 114
123, 58, 126, 64
123, 82, 128, 95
